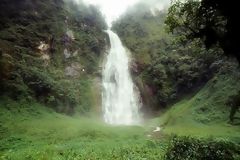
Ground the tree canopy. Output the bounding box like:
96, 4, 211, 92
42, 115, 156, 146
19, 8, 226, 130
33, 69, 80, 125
165, 0, 240, 62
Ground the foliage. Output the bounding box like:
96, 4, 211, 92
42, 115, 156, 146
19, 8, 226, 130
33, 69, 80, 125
165, 136, 240, 160
227, 91, 240, 123
155, 67, 240, 137
143, 40, 223, 107
0, 0, 107, 114
165, 0, 240, 62
113, 4, 223, 110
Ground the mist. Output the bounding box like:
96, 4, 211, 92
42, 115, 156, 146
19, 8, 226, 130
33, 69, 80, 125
139, 0, 170, 11
73, 0, 170, 26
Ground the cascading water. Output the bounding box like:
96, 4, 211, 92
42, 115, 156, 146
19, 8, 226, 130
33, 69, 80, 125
102, 30, 141, 125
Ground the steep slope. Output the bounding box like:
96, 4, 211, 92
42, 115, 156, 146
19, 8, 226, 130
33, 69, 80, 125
0, 0, 107, 114
113, 2, 240, 137
113, 4, 224, 115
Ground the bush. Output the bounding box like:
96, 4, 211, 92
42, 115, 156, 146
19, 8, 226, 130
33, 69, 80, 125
164, 136, 240, 160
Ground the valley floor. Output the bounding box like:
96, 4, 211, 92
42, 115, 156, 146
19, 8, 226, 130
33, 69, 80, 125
0, 100, 167, 160
0, 93, 240, 160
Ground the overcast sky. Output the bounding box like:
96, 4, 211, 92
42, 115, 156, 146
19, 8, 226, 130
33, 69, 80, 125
75, 0, 170, 26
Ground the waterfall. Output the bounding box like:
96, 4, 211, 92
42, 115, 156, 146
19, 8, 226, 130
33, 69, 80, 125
102, 30, 141, 125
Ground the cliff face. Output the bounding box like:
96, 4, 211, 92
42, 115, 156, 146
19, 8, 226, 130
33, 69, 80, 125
0, 0, 107, 114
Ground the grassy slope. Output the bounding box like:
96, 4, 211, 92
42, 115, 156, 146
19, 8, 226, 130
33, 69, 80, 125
0, 99, 167, 160
152, 69, 240, 140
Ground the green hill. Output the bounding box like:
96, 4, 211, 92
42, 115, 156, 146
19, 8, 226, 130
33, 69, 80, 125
153, 68, 240, 140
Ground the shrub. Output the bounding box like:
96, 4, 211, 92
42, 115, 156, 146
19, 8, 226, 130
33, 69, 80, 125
164, 136, 240, 160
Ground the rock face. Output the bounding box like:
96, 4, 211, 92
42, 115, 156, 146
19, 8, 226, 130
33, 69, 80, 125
66, 29, 75, 40
65, 63, 82, 77
130, 60, 139, 75
64, 49, 71, 59
36, 41, 51, 66
130, 60, 145, 76
65, 66, 79, 77
37, 41, 50, 53
72, 50, 78, 57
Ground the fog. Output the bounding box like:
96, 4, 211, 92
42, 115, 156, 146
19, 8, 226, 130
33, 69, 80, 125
73, 0, 170, 26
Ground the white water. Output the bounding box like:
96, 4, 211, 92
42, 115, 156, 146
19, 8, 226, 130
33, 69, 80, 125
102, 30, 141, 125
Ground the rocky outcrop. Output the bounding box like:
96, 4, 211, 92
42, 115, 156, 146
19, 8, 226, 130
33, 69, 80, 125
65, 63, 83, 77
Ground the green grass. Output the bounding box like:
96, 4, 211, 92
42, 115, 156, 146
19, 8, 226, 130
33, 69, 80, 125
153, 73, 240, 140
0, 98, 167, 160
1, 72, 240, 159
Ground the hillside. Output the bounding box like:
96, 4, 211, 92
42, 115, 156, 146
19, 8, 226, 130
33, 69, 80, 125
113, 2, 240, 140
153, 68, 240, 139
0, 0, 107, 114
112, 7, 226, 115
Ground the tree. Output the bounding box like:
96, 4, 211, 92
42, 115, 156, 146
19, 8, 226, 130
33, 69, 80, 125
165, 0, 240, 62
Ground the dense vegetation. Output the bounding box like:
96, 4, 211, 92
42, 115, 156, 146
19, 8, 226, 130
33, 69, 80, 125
165, 136, 240, 160
0, 0, 107, 114
112, 4, 230, 113
0, 0, 240, 159
112, 1, 240, 159
165, 0, 240, 62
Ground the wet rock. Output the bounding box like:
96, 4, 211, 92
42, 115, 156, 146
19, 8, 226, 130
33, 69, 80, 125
130, 60, 144, 76
130, 61, 139, 74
